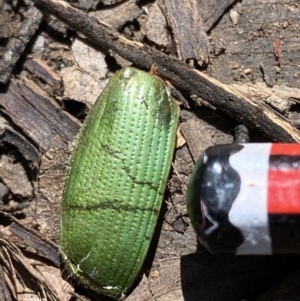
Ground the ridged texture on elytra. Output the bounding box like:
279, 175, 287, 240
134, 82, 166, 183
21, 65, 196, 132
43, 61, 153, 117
60, 67, 178, 299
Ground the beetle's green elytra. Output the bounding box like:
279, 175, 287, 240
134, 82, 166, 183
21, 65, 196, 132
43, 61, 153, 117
60, 67, 179, 299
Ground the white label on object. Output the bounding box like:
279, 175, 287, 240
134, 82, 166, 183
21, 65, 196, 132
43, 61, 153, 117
229, 143, 272, 255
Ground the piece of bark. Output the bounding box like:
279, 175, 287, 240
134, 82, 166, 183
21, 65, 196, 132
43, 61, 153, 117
31, 0, 300, 142
67, 37, 111, 105
0, 6, 43, 84
200, 0, 238, 32
0, 120, 40, 164
0, 80, 80, 151
0, 155, 33, 198
1, 129, 39, 164
23, 58, 62, 93
9, 221, 60, 267
160, 0, 209, 65
138, 3, 171, 49
231, 82, 293, 115
71, 38, 108, 80
19, 80, 80, 143
61, 66, 108, 106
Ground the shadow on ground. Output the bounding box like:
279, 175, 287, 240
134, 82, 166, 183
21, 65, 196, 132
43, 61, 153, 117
181, 252, 300, 301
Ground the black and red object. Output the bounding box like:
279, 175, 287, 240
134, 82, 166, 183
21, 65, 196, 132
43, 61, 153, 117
187, 143, 300, 254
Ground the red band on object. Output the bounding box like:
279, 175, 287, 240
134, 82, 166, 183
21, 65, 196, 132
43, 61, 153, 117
270, 144, 300, 156
268, 169, 300, 214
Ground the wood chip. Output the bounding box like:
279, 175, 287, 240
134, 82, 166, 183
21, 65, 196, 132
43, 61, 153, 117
0, 6, 43, 84
9, 221, 60, 267
0, 120, 40, 164
23, 58, 62, 93
0, 80, 80, 151
139, 3, 171, 48
61, 66, 108, 106
71, 38, 108, 80
161, 0, 209, 64
0, 155, 33, 198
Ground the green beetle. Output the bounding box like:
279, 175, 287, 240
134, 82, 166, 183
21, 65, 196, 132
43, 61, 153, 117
60, 67, 179, 299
